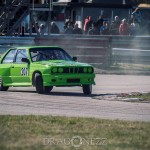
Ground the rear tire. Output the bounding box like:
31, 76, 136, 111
0, 77, 9, 91
34, 73, 44, 94
82, 84, 92, 95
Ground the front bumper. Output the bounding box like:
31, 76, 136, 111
42, 73, 95, 86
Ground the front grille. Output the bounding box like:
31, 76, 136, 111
51, 67, 94, 74
63, 67, 84, 73
67, 79, 80, 83
63, 67, 70, 73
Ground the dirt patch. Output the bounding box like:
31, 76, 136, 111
93, 92, 150, 103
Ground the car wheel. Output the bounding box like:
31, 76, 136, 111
44, 86, 53, 93
0, 77, 9, 91
34, 73, 44, 94
82, 84, 92, 95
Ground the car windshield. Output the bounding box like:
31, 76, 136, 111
30, 47, 73, 62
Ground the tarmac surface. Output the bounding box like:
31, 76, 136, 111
0, 74, 150, 122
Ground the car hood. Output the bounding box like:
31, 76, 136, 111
33, 60, 92, 67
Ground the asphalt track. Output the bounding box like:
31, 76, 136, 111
0, 74, 150, 122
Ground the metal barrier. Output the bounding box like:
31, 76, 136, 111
111, 36, 150, 64
111, 36, 150, 49
112, 48, 150, 64
0, 35, 150, 65
0, 36, 35, 45
0, 36, 35, 56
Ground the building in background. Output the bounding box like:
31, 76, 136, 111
2, 0, 150, 35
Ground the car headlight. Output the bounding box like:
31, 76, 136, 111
88, 67, 93, 73
83, 67, 87, 73
58, 67, 63, 73
52, 67, 57, 73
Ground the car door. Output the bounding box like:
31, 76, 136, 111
0, 49, 17, 84
10, 49, 31, 85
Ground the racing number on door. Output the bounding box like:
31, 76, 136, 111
21, 68, 28, 76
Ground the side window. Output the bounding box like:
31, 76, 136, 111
2, 49, 17, 64
15, 49, 28, 63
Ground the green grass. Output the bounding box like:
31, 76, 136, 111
0, 115, 150, 150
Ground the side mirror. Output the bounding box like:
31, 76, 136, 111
72, 57, 77, 61
21, 58, 30, 64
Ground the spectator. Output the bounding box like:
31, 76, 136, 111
38, 24, 45, 34
73, 23, 82, 34
33, 22, 39, 33
35, 22, 39, 30
100, 21, 110, 35
64, 16, 73, 30
31, 24, 36, 33
96, 15, 104, 29
85, 16, 93, 34
83, 16, 89, 34
88, 22, 99, 35
110, 16, 120, 35
129, 20, 140, 35
50, 21, 60, 34
64, 23, 73, 34
28, 22, 39, 33
119, 19, 129, 35
131, 8, 142, 26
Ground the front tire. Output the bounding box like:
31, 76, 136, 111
44, 86, 53, 93
34, 73, 44, 94
0, 77, 9, 91
82, 84, 92, 95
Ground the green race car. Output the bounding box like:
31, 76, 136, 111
0, 46, 95, 95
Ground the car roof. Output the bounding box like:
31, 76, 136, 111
12, 46, 61, 50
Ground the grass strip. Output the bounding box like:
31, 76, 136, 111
0, 115, 150, 150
